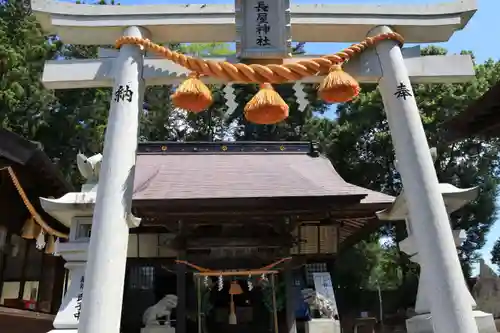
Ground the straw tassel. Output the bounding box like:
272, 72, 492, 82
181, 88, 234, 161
229, 281, 243, 295
171, 72, 213, 113
244, 83, 289, 125
45, 235, 56, 254
318, 64, 360, 103
21, 217, 40, 240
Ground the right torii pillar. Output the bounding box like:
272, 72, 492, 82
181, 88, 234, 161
370, 25, 478, 333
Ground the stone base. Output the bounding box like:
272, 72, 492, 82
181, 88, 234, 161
305, 318, 341, 333
141, 326, 175, 333
406, 310, 496, 333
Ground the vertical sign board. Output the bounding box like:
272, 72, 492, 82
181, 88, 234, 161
235, 0, 292, 59
312, 272, 339, 318
74, 276, 85, 320
52, 265, 87, 329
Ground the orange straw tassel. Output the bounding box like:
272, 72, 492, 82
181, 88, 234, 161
318, 64, 360, 103
172, 73, 213, 113
244, 83, 289, 125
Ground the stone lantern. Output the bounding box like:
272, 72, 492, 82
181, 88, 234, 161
377, 180, 496, 333
39, 153, 140, 333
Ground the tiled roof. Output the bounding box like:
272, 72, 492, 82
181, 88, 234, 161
132, 142, 394, 204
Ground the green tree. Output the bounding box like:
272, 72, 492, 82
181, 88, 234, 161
491, 240, 500, 271
0, 0, 120, 186
0, 0, 59, 137
307, 47, 500, 280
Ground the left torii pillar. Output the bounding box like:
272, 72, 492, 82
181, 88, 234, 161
78, 26, 148, 333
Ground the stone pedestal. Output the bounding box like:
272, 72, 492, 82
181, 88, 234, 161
141, 326, 175, 333
406, 310, 496, 333
402, 230, 496, 333
305, 318, 341, 333
47, 238, 89, 333
378, 183, 494, 333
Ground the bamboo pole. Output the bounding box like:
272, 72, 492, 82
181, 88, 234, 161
194, 270, 278, 277
197, 275, 202, 333
271, 274, 279, 333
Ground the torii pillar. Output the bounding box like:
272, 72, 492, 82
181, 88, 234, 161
371, 25, 478, 333
77, 26, 149, 333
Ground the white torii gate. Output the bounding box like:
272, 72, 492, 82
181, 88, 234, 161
31, 1, 479, 333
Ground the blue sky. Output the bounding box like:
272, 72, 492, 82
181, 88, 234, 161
58, 0, 500, 272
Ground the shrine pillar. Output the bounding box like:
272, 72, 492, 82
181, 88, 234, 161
284, 259, 297, 333
78, 25, 148, 333
176, 250, 187, 333
370, 25, 478, 333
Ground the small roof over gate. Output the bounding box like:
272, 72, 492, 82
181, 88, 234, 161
133, 141, 393, 204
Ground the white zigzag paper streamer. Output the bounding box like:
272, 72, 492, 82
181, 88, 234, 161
223, 84, 237, 118
293, 81, 308, 112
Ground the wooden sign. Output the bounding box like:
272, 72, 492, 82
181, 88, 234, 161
235, 0, 291, 59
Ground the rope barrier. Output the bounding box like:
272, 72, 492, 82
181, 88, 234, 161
115, 32, 404, 84
115, 32, 404, 125
5, 167, 68, 239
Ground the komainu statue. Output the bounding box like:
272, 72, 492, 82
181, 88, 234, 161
142, 294, 178, 327
302, 288, 338, 319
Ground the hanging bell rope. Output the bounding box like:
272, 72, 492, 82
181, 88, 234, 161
229, 293, 237, 325
115, 32, 404, 124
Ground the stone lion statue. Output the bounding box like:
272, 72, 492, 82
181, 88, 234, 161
302, 289, 338, 319
142, 294, 178, 327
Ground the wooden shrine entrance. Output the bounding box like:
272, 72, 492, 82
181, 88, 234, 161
126, 141, 395, 333
178, 259, 288, 333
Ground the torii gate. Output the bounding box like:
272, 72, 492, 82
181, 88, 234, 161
31, 1, 479, 333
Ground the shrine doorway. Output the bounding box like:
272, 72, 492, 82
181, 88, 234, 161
203, 279, 269, 333
177, 258, 288, 333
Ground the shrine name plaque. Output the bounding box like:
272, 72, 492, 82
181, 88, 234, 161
235, 0, 292, 59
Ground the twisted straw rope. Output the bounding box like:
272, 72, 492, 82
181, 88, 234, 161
5, 167, 69, 239
115, 32, 404, 84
